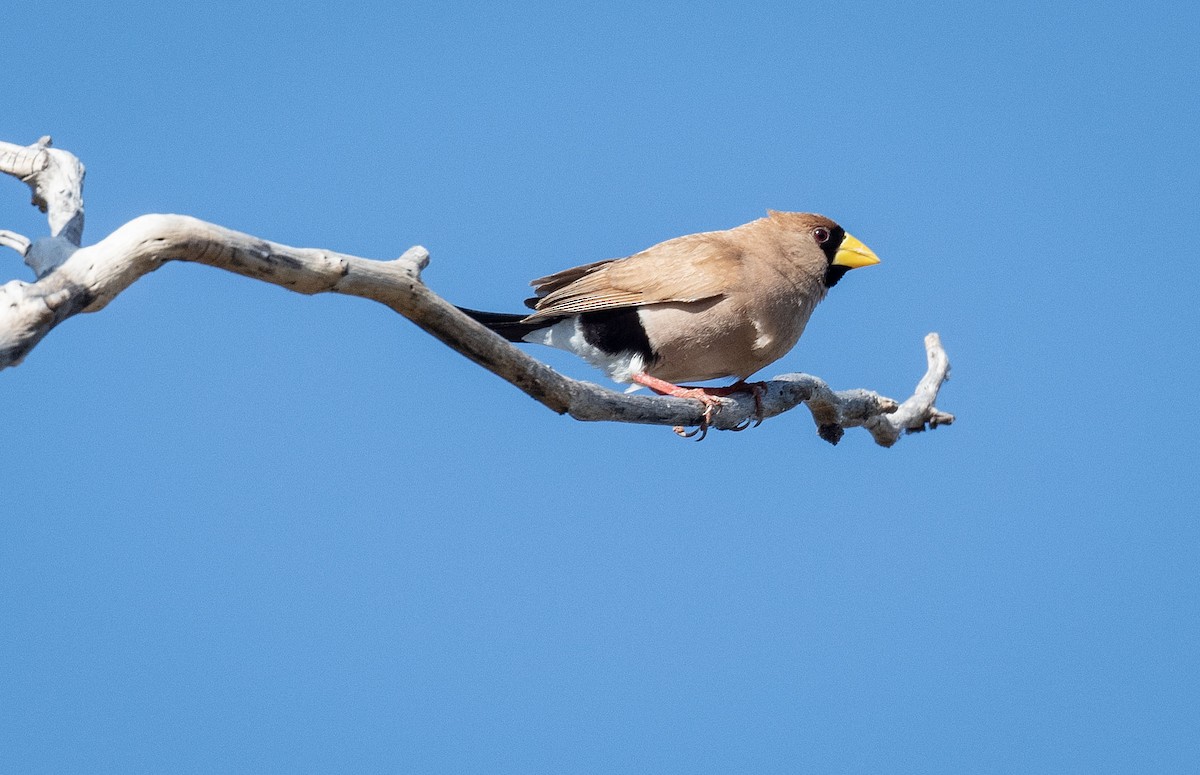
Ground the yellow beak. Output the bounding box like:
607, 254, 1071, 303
832, 233, 881, 269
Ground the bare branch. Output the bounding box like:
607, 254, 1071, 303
1, 138, 953, 443
0, 136, 85, 276
0, 229, 32, 256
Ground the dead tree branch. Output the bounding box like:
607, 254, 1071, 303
1, 137, 953, 444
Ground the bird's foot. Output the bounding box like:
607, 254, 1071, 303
668, 391, 724, 440
704, 380, 768, 430
632, 374, 765, 439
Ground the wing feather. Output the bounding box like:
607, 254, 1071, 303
523, 232, 741, 321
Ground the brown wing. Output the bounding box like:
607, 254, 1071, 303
523, 231, 742, 321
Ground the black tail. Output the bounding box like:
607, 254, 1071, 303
457, 307, 560, 343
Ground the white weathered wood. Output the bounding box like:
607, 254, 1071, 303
0, 137, 85, 277
1, 137, 953, 443
0, 229, 31, 256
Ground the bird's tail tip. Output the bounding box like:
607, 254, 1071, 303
457, 306, 544, 343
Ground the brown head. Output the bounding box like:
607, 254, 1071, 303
765, 210, 881, 288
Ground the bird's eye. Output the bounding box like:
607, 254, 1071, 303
812, 227, 831, 244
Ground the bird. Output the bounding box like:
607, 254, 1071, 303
459, 210, 880, 434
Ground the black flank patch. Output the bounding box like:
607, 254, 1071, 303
580, 308, 656, 362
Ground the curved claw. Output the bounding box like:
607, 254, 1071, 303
746, 382, 766, 428
723, 384, 765, 431
730, 414, 754, 432
673, 423, 708, 441
673, 399, 717, 441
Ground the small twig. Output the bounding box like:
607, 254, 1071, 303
0, 230, 31, 256
0, 136, 85, 275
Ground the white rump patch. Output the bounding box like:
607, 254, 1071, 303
523, 317, 645, 383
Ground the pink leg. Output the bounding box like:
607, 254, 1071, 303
630, 373, 726, 439
707, 380, 768, 429
631, 374, 767, 438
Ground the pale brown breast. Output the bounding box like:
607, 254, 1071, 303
638, 287, 821, 383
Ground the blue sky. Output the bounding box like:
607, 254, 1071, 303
2, 2, 1197, 772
